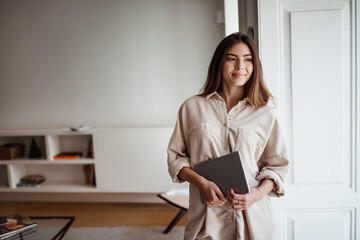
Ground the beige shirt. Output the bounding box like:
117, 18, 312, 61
167, 92, 289, 240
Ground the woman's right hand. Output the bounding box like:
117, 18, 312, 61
198, 179, 227, 207
177, 167, 226, 207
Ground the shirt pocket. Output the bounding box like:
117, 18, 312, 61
234, 128, 264, 181
186, 122, 217, 167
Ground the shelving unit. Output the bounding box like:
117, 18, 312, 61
0, 126, 181, 201
0, 129, 97, 192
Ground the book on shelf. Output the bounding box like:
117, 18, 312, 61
53, 152, 83, 160
16, 175, 45, 188
0, 214, 38, 240
16, 182, 45, 188
20, 175, 45, 184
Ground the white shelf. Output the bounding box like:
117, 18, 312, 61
0, 130, 97, 193
1, 159, 95, 165
0, 159, 47, 164
48, 159, 95, 164
5, 182, 97, 192
0, 158, 47, 163
0, 128, 97, 136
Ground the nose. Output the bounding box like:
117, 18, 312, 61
235, 60, 244, 70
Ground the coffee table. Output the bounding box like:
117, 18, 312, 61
14, 216, 74, 240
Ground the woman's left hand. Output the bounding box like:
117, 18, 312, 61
227, 179, 276, 210
227, 188, 261, 211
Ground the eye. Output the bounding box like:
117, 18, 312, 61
245, 58, 253, 62
226, 57, 236, 61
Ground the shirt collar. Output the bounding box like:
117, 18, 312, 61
206, 92, 250, 105
205, 92, 221, 100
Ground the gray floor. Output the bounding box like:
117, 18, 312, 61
63, 226, 185, 240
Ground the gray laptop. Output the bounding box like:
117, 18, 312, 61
194, 151, 250, 195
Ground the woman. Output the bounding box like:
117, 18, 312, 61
167, 32, 288, 240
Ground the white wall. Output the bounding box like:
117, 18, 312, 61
0, 0, 225, 129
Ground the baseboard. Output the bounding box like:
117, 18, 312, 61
0, 192, 164, 203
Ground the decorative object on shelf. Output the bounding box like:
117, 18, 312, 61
0, 143, 25, 160
28, 138, 42, 159
0, 167, 8, 188
70, 125, 92, 132
53, 152, 83, 160
84, 138, 94, 158
83, 164, 95, 186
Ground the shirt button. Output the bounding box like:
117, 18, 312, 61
223, 123, 227, 127
235, 107, 238, 111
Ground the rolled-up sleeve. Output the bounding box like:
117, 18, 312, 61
167, 107, 191, 183
256, 117, 289, 197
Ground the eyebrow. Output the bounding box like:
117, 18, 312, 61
226, 53, 252, 58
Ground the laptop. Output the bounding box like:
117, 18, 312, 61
194, 151, 250, 195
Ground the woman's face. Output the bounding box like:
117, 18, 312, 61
222, 42, 253, 89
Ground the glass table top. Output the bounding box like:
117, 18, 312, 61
5, 217, 74, 240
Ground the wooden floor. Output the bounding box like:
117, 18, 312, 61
0, 202, 187, 228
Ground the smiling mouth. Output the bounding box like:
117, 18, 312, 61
233, 73, 246, 77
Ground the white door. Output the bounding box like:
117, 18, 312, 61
258, 0, 359, 239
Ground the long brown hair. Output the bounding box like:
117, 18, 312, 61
199, 32, 273, 108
